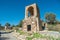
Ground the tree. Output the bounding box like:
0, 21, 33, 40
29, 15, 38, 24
12, 25, 15, 27
0, 24, 2, 30
55, 20, 60, 24
0, 24, 2, 27
16, 25, 19, 27
0, 24, 4, 30
18, 20, 23, 27
5, 23, 11, 27
45, 12, 56, 24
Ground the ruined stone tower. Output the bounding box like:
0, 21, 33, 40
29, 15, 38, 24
22, 3, 42, 32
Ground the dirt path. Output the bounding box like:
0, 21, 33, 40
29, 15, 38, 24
0, 30, 18, 40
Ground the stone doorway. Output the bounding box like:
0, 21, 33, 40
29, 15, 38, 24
27, 25, 31, 31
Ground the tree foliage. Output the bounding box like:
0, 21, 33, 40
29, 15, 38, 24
0, 24, 2, 27
5, 23, 10, 27
12, 25, 15, 27
18, 20, 23, 27
0, 24, 4, 30
45, 12, 56, 24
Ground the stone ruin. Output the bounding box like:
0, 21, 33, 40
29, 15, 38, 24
22, 3, 47, 32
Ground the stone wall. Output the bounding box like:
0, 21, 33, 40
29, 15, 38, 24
22, 3, 42, 33
22, 17, 40, 32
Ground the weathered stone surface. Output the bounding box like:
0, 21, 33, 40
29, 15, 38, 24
22, 3, 42, 32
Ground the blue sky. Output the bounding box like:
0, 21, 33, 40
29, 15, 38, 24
0, 0, 60, 26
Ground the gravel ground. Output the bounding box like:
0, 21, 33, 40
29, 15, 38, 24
39, 31, 60, 38
1, 30, 60, 40
0, 30, 18, 40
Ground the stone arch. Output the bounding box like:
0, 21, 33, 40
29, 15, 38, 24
25, 3, 39, 19
28, 6, 34, 17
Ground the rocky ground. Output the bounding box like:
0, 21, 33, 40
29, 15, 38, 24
0, 30, 18, 40
0, 30, 60, 40
13, 30, 60, 40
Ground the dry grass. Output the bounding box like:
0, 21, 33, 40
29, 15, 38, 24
47, 24, 60, 32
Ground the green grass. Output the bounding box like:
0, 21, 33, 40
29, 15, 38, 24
16, 30, 60, 40
26, 33, 47, 40
27, 33, 60, 40
16, 30, 26, 35
33, 33, 46, 38
26, 37, 33, 40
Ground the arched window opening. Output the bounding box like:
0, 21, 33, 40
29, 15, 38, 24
28, 6, 34, 17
